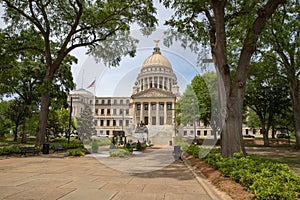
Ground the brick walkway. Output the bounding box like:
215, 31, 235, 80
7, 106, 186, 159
0, 147, 231, 200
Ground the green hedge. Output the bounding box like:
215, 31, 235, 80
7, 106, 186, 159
187, 146, 300, 199
0, 146, 21, 155
49, 141, 84, 150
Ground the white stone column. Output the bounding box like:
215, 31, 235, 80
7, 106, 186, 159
132, 103, 136, 124
164, 102, 167, 124
148, 102, 151, 124
156, 102, 159, 125
140, 102, 143, 124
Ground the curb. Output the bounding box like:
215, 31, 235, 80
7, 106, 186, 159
181, 155, 233, 200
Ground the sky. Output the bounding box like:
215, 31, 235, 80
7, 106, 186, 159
0, 2, 214, 97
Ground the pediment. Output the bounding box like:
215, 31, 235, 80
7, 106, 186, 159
131, 88, 176, 99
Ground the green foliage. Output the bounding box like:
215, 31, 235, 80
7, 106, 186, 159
77, 105, 96, 142
186, 144, 201, 158
0, 146, 21, 155
49, 139, 84, 150
135, 142, 146, 151
67, 149, 85, 157
93, 137, 111, 146
175, 141, 189, 152
109, 149, 131, 157
200, 149, 300, 199
125, 143, 133, 152
91, 140, 99, 153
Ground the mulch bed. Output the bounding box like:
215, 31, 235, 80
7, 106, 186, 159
182, 152, 254, 200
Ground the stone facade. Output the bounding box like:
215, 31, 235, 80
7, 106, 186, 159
68, 42, 259, 144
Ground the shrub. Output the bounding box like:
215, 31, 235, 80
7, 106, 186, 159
91, 140, 99, 153
0, 146, 21, 155
109, 149, 131, 157
176, 141, 189, 152
135, 142, 146, 151
186, 144, 201, 158
199, 149, 300, 200
125, 143, 133, 152
67, 149, 85, 157
49, 140, 84, 150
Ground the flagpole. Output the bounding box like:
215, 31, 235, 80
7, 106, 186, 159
81, 69, 85, 88
93, 77, 96, 134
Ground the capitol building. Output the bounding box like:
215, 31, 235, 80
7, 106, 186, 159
69, 42, 219, 145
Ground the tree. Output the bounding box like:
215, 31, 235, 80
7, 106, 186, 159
5, 100, 26, 142
77, 104, 95, 143
259, 1, 300, 148
192, 72, 219, 138
176, 85, 199, 127
0, 34, 75, 143
245, 59, 290, 146
1, 0, 157, 146
162, 0, 284, 157
0, 101, 13, 140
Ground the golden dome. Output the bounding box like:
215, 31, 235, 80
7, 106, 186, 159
142, 41, 172, 68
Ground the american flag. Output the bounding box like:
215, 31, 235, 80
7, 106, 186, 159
87, 80, 95, 88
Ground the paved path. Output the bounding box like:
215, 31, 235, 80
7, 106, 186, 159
0, 147, 231, 200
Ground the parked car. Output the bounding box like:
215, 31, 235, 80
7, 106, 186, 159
243, 134, 255, 138
276, 133, 290, 139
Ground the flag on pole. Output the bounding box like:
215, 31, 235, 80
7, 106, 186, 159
87, 80, 95, 88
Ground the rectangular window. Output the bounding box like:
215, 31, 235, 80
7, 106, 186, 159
184, 131, 187, 136
107, 109, 110, 115
152, 104, 156, 110
113, 120, 116, 126
96, 100, 99, 104
159, 104, 164, 110
126, 109, 129, 115
120, 109, 123, 115
119, 120, 123, 127
167, 104, 172, 110
160, 116, 164, 125
126, 99, 129, 104
95, 109, 98, 115
107, 99, 111, 104
101, 99, 105, 104
100, 120, 104, 126
114, 99, 117, 104
113, 109, 117, 115
197, 130, 201, 136
107, 120, 110, 126
152, 117, 156, 125
144, 104, 148, 110
204, 130, 207, 136
126, 120, 129, 126
101, 109, 104, 115
137, 104, 141, 110
120, 99, 124, 104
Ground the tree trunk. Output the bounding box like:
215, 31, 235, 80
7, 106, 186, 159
291, 91, 300, 149
261, 125, 269, 147
13, 126, 18, 142
21, 118, 27, 144
211, 0, 284, 157
221, 95, 246, 157
35, 78, 51, 146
